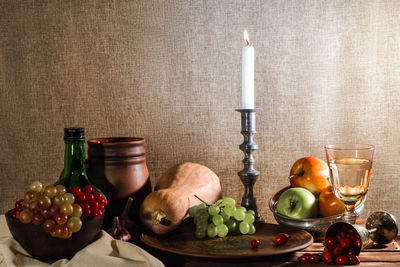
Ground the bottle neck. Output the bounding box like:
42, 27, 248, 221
63, 140, 86, 177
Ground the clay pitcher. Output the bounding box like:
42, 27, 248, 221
86, 137, 151, 227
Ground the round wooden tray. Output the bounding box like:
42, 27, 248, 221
140, 220, 313, 259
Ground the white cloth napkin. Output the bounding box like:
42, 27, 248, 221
0, 230, 164, 267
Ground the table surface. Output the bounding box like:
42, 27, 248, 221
1, 215, 399, 266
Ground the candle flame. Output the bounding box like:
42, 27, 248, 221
243, 30, 250, 45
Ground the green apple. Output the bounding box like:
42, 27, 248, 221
276, 187, 318, 219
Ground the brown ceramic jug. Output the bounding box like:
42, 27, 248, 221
86, 137, 151, 228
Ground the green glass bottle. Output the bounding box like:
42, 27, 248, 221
55, 127, 104, 197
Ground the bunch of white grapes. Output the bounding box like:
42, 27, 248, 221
188, 197, 256, 239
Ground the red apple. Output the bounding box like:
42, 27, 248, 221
289, 156, 330, 196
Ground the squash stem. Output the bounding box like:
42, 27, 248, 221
151, 209, 171, 226
194, 194, 210, 206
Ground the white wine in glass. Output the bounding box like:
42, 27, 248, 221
325, 144, 375, 223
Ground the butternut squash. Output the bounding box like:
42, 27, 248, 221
139, 162, 222, 234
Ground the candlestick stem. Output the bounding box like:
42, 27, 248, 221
236, 108, 261, 221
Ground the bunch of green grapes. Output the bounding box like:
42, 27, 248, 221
188, 197, 256, 239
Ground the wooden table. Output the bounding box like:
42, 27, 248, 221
141, 240, 400, 267
1, 215, 399, 266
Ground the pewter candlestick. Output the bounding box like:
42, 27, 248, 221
236, 108, 261, 220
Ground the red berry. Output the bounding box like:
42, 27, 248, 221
83, 209, 91, 217
85, 194, 95, 202
321, 248, 333, 264
334, 246, 345, 257
310, 253, 321, 263
354, 239, 361, 248
90, 201, 98, 208
273, 233, 290, 245
325, 236, 336, 248
298, 255, 308, 263
98, 203, 105, 211
335, 255, 348, 265
349, 254, 360, 265
250, 238, 260, 248
78, 192, 86, 202
70, 187, 81, 195
94, 193, 103, 201
348, 233, 359, 241
84, 185, 93, 194
340, 237, 352, 248
92, 208, 102, 218
81, 203, 90, 212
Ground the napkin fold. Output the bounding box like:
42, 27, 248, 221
0, 230, 164, 267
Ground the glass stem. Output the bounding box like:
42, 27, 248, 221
343, 203, 357, 224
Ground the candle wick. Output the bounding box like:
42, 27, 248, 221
246, 39, 250, 46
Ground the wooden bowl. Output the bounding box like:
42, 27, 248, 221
5, 210, 104, 262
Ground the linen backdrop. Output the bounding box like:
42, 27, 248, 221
1, 0, 399, 223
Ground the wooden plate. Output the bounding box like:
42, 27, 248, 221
140, 220, 313, 259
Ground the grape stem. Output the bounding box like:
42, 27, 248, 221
194, 194, 210, 206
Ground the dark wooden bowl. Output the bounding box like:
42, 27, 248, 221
5, 210, 104, 262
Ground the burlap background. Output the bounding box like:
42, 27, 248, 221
1, 0, 399, 223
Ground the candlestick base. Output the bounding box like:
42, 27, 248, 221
236, 108, 261, 221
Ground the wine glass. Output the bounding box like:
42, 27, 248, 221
325, 144, 375, 223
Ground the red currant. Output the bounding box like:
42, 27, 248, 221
250, 238, 260, 248
98, 203, 105, 211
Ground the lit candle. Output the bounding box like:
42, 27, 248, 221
242, 30, 254, 109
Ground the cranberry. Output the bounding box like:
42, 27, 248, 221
335, 255, 348, 265
348, 233, 359, 241
250, 238, 260, 248
349, 254, 360, 265
84, 185, 93, 194
325, 236, 336, 248
309, 253, 321, 263
321, 248, 333, 264
273, 233, 290, 245
354, 239, 361, 248
340, 237, 352, 248
333, 246, 345, 257
298, 255, 309, 263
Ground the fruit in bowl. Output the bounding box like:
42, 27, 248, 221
270, 156, 364, 234
6, 181, 106, 262
289, 156, 330, 196
276, 187, 318, 219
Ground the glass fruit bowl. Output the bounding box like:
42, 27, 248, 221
269, 186, 365, 237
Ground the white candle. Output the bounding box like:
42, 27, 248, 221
242, 30, 254, 109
